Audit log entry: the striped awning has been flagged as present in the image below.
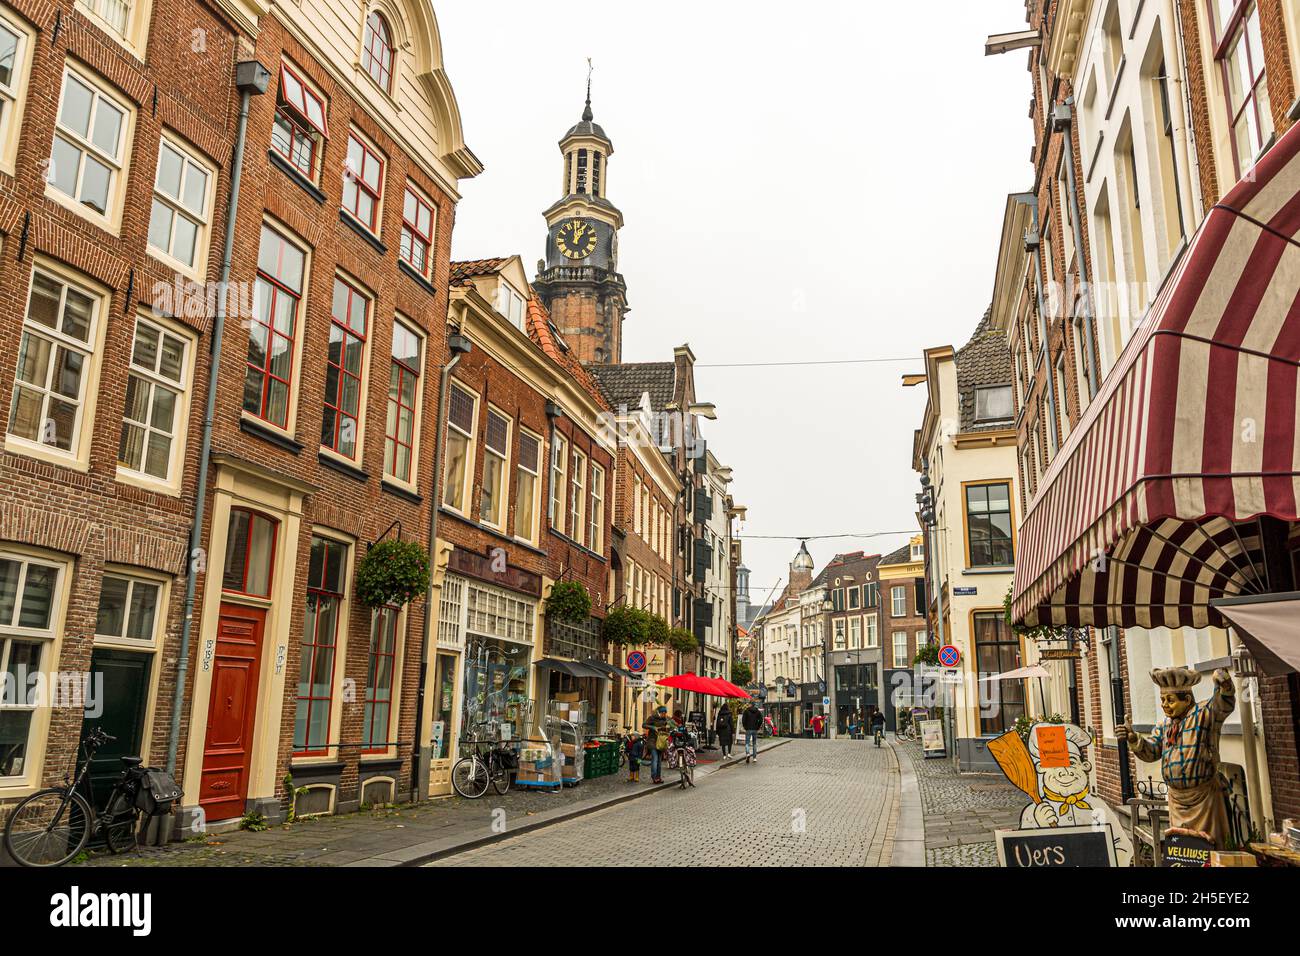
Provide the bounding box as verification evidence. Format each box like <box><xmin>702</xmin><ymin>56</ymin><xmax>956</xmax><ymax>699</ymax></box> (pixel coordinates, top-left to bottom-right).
<box><xmin>1012</xmin><ymin>119</ymin><xmax>1300</xmax><ymax>629</ymax></box>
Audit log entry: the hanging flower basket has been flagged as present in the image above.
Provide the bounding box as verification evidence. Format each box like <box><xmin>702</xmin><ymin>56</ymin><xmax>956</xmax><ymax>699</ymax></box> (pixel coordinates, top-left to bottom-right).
<box><xmin>666</xmin><ymin>628</ymin><xmax>699</xmax><ymax>655</ymax></box>
<box><xmin>545</xmin><ymin>580</ymin><xmax>592</xmax><ymax>624</ymax></box>
<box><xmin>355</xmin><ymin>539</ymin><xmax>430</xmax><ymax>609</ymax></box>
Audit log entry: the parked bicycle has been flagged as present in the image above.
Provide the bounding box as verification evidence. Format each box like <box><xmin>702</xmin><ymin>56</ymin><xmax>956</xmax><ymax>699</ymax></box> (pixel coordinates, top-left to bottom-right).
<box><xmin>3</xmin><ymin>728</ymin><xmax>146</xmax><ymax>867</ymax></box>
<box><xmin>451</xmin><ymin>724</ymin><xmax>517</xmax><ymax>799</ymax></box>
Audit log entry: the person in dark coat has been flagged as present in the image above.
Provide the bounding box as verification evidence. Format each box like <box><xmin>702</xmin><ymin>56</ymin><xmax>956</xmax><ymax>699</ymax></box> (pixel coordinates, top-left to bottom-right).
<box><xmin>715</xmin><ymin>706</ymin><xmax>735</xmax><ymax>757</ymax></box>
<box><xmin>741</xmin><ymin>703</ymin><xmax>764</xmax><ymax>760</ymax></box>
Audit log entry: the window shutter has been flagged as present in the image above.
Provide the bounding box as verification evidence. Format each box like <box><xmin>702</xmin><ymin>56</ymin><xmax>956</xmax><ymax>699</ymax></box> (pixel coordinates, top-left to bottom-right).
<box><xmin>693</xmin><ymin>442</ymin><xmax>707</xmax><ymax>474</ymax></box>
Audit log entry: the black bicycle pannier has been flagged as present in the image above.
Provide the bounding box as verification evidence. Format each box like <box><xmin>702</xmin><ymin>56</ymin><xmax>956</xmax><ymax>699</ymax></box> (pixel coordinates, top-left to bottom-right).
<box><xmin>133</xmin><ymin>769</ymin><xmax>184</xmax><ymax>816</ymax></box>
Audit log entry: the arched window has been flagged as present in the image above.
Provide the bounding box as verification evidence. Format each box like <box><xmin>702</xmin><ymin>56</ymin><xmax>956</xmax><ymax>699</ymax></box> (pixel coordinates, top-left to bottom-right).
<box><xmin>362</xmin><ymin>11</ymin><xmax>394</xmax><ymax>92</ymax></box>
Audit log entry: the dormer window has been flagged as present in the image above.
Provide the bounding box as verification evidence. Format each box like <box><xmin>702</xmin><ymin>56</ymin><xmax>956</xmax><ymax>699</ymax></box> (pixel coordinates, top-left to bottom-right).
<box><xmin>974</xmin><ymin>384</ymin><xmax>1014</xmax><ymax>423</ymax></box>
<box><xmin>497</xmin><ymin>283</ymin><xmax>525</xmax><ymax>330</ymax></box>
<box><xmin>272</xmin><ymin>63</ymin><xmax>328</xmax><ymax>181</ymax></box>
<box><xmin>362</xmin><ymin>11</ymin><xmax>394</xmax><ymax>93</ymax></box>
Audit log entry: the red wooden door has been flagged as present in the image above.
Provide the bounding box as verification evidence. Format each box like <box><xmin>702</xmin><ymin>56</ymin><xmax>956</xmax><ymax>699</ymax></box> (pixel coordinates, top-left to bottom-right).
<box><xmin>200</xmin><ymin>603</ymin><xmax>265</xmax><ymax>822</ymax></box>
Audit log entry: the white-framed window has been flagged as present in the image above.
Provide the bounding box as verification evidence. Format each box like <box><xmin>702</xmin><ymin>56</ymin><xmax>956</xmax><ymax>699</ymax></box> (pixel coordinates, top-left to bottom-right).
<box><xmin>0</xmin><ymin>8</ymin><xmax>34</xmax><ymax>176</ymax></box>
<box><xmin>76</xmin><ymin>0</ymin><xmax>151</xmax><ymax>53</ymax></box>
<box><xmin>147</xmin><ymin>132</ymin><xmax>213</xmax><ymax>274</ymax></box>
<box><xmin>480</xmin><ymin>407</ymin><xmax>511</xmax><ymax>529</ymax></box>
<box><xmin>8</xmin><ymin>264</ymin><xmax>104</xmax><ymax>465</ymax></box>
<box><xmin>361</xmin><ymin>9</ymin><xmax>395</xmax><ymax>93</ymax></box>
<box><xmin>848</xmin><ymin>616</ymin><xmax>861</xmax><ymax>649</ymax></box>
<box><xmin>0</xmin><ymin>551</ymin><xmax>65</xmax><ymax>782</ymax></box>
<box><xmin>866</xmin><ymin>613</ymin><xmax>878</xmax><ymax>648</ymax></box>
<box><xmin>891</xmin><ymin>585</ymin><xmax>906</xmax><ymax>617</ymax></box>
<box><xmin>384</xmin><ymin>317</ymin><xmax>423</xmax><ymax>485</ymax></box>
<box><xmin>569</xmin><ymin>448</ymin><xmax>587</xmax><ymax>544</ymax></box>
<box><xmin>974</xmin><ymin>384</ymin><xmax>1014</xmax><ymax>423</ymax></box>
<box><xmin>117</xmin><ymin>314</ymin><xmax>193</xmax><ymax>488</ymax></box>
<box><xmin>442</xmin><ymin>382</ymin><xmax>476</xmax><ymax>513</ymax></box>
<box><xmin>893</xmin><ymin>631</ymin><xmax>909</xmax><ymax>668</ymax></box>
<box><xmin>94</xmin><ymin>572</ymin><xmax>162</xmax><ymax>645</ymax></box>
<box><xmin>497</xmin><ymin>283</ymin><xmax>526</xmax><ymax>330</ymax></box>
<box><xmin>589</xmin><ymin>461</ymin><xmax>605</xmax><ymax>553</ymax></box>
<box><xmin>49</xmin><ymin>63</ymin><xmax>131</xmax><ymax>227</ymax></box>
<box><xmin>833</xmin><ymin>619</ymin><xmax>845</xmax><ymax>650</ymax></box>
<box><xmin>514</xmin><ymin>429</ymin><xmax>542</xmax><ymax>546</ymax></box>
<box><xmin>548</xmin><ymin>432</ymin><xmax>568</xmax><ymax>531</ymax></box>
<box><xmin>633</xmin><ymin>475</ymin><xmax>643</xmax><ymax>535</ymax></box>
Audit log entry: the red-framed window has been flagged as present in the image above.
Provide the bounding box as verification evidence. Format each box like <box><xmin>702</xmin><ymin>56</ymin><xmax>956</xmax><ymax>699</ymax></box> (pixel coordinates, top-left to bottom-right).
<box><xmin>342</xmin><ymin>131</ymin><xmax>384</xmax><ymax>232</ymax></box>
<box><xmin>221</xmin><ymin>508</ymin><xmax>278</xmax><ymax>597</ymax></box>
<box><xmin>399</xmin><ymin>184</ymin><xmax>435</xmax><ymax>278</ymax></box>
<box><xmin>295</xmin><ymin>535</ymin><xmax>347</xmax><ymax>756</ymax></box>
<box><xmin>271</xmin><ymin>63</ymin><xmax>328</xmax><ymax>180</ymax></box>
<box><xmin>1209</xmin><ymin>0</ymin><xmax>1274</xmax><ymax>176</ymax></box>
<box><xmin>362</xmin><ymin>604</ymin><xmax>398</xmax><ymax>753</ymax></box>
<box><xmin>385</xmin><ymin>319</ymin><xmax>422</xmax><ymax>482</ymax></box>
<box><xmin>362</xmin><ymin>11</ymin><xmax>394</xmax><ymax>93</ymax></box>
<box><xmin>244</xmin><ymin>224</ymin><xmax>305</xmax><ymax>429</ymax></box>
<box><xmin>322</xmin><ymin>277</ymin><xmax>368</xmax><ymax>459</ymax></box>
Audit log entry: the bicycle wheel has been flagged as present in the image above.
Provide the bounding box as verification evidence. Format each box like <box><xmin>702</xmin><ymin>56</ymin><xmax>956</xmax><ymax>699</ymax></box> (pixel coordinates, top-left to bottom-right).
<box><xmin>102</xmin><ymin>788</ymin><xmax>140</xmax><ymax>855</ymax></box>
<box><xmin>490</xmin><ymin>760</ymin><xmax>512</xmax><ymax>795</ymax></box>
<box><xmin>3</xmin><ymin>788</ymin><xmax>93</xmax><ymax>867</ymax></box>
<box><xmin>451</xmin><ymin>756</ymin><xmax>490</xmax><ymax>799</ymax></box>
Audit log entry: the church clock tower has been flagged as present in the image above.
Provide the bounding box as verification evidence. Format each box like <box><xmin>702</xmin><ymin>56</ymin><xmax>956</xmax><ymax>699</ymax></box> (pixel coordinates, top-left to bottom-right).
<box><xmin>533</xmin><ymin>85</ymin><xmax>628</xmax><ymax>365</ymax></box>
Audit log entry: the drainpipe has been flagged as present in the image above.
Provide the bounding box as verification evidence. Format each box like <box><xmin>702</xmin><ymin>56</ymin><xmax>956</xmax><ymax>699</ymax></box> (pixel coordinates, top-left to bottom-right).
<box><xmin>166</xmin><ymin>61</ymin><xmax>269</xmax><ymax>781</ymax></box>
<box><xmin>411</xmin><ymin>327</ymin><xmax>473</xmax><ymax>799</ymax></box>
<box><xmin>1051</xmin><ymin>102</ymin><xmax>1100</xmax><ymax>400</ymax></box>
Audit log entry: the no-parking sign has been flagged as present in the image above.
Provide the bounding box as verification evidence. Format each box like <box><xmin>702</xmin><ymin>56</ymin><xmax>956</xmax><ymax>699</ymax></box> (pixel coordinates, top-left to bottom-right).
<box><xmin>938</xmin><ymin>644</ymin><xmax>961</xmax><ymax>668</ymax></box>
<box><xmin>627</xmin><ymin>651</ymin><xmax>647</xmax><ymax>673</ymax></box>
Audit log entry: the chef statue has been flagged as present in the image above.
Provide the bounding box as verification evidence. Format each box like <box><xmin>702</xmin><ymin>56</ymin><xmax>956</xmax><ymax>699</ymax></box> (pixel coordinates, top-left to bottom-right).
<box><xmin>1117</xmin><ymin>667</ymin><xmax>1236</xmax><ymax>849</ymax></box>
<box><xmin>1019</xmin><ymin>722</ymin><xmax>1133</xmax><ymax>866</ymax></box>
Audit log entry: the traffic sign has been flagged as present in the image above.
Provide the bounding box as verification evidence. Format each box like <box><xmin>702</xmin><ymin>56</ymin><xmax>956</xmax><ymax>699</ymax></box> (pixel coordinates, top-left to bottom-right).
<box><xmin>626</xmin><ymin>651</ymin><xmax>646</xmax><ymax>673</ymax></box>
<box><xmin>938</xmin><ymin>644</ymin><xmax>961</xmax><ymax>668</ymax></box>
<box><xmin>822</xmin><ymin>696</ymin><xmax>831</xmax><ymax>707</ymax></box>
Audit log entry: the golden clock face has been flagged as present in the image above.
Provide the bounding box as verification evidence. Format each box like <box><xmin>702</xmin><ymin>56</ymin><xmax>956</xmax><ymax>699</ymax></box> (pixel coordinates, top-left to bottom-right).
<box><xmin>556</xmin><ymin>219</ymin><xmax>599</xmax><ymax>260</ymax></box>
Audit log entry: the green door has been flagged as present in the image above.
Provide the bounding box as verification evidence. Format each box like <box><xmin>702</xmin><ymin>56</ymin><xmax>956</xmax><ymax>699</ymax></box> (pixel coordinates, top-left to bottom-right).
<box><xmin>79</xmin><ymin>648</ymin><xmax>152</xmax><ymax>808</ymax></box>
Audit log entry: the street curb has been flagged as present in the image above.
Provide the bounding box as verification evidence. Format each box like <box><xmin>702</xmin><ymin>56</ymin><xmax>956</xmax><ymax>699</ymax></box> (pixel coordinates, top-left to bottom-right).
<box><xmin>375</xmin><ymin>737</ymin><xmax>792</xmax><ymax>867</ymax></box>
<box><xmin>888</xmin><ymin>738</ymin><xmax>926</xmax><ymax>867</ymax></box>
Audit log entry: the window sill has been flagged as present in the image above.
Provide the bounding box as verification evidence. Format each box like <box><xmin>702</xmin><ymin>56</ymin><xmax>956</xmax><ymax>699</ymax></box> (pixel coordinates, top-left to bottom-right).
<box><xmin>962</xmin><ymin>566</ymin><xmax>1014</xmax><ymax>576</ymax></box>
<box><xmin>44</xmin><ymin>181</ymin><xmax>122</xmax><ymax>238</ymax></box>
<box><xmin>318</xmin><ymin>450</ymin><xmax>369</xmax><ymax>483</ymax></box>
<box><xmin>546</xmin><ymin>528</ymin><xmax>606</xmax><ymax>563</ymax></box>
<box><xmin>2</xmin><ymin>435</ymin><xmax>90</xmax><ymax>473</ymax></box>
<box><xmin>398</xmin><ymin>259</ymin><xmax>437</xmax><ymax>296</ymax></box>
<box><xmin>239</xmin><ymin>415</ymin><xmax>304</xmax><ymax>454</ymax></box>
<box><xmin>339</xmin><ymin>209</ymin><xmax>387</xmax><ymax>254</ymax></box>
<box><xmin>268</xmin><ymin>150</ymin><xmax>326</xmax><ymax>204</ymax></box>
<box><xmin>115</xmin><ymin>467</ymin><xmax>182</xmax><ymax>498</ymax></box>
<box><xmin>380</xmin><ymin>478</ymin><xmax>422</xmax><ymax>505</ymax></box>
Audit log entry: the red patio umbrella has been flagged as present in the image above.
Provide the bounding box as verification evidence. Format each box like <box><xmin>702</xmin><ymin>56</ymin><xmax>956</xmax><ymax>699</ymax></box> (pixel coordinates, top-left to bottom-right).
<box><xmin>714</xmin><ymin>679</ymin><xmax>753</xmax><ymax>699</ymax></box>
<box><xmin>656</xmin><ymin>673</ymin><xmax>734</xmax><ymax>698</ymax></box>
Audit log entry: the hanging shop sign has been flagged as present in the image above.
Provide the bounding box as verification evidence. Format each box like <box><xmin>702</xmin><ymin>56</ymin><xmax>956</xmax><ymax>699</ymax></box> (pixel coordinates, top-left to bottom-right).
<box><xmin>1040</xmin><ymin>647</ymin><xmax>1081</xmax><ymax>661</ymax></box>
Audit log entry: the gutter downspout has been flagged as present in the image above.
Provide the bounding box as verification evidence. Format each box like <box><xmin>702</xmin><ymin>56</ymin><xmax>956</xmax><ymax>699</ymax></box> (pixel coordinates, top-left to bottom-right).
<box><xmin>1053</xmin><ymin>102</ymin><xmax>1101</xmax><ymax>399</ymax></box>
<box><xmin>167</xmin><ymin>61</ymin><xmax>269</xmax><ymax>782</ymax></box>
<box><xmin>412</xmin><ymin>321</ymin><xmax>472</xmax><ymax>799</ymax></box>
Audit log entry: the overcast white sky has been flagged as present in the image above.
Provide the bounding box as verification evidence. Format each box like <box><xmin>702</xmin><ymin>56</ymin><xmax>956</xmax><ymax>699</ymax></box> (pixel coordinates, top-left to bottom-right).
<box><xmin>440</xmin><ymin>0</ymin><xmax>1034</xmax><ymax>605</ymax></box>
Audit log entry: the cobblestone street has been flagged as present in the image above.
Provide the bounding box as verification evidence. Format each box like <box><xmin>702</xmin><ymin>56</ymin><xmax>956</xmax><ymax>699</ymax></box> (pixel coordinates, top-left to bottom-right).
<box><xmin>897</xmin><ymin>738</ymin><xmax>1023</xmax><ymax>866</ymax></box>
<box><xmin>432</xmin><ymin>737</ymin><xmax>899</xmax><ymax>867</ymax></box>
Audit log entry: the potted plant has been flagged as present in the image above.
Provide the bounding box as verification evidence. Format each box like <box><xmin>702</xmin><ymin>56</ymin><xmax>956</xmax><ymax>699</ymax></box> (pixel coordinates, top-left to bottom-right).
<box><xmin>354</xmin><ymin>539</ymin><xmax>430</xmax><ymax>609</ymax></box>
<box><xmin>545</xmin><ymin>579</ymin><xmax>592</xmax><ymax>624</ymax></box>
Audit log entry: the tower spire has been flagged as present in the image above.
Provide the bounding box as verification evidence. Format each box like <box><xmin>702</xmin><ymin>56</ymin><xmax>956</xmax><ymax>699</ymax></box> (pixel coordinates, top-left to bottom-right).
<box><xmin>583</xmin><ymin>57</ymin><xmax>593</xmax><ymax>121</ymax></box>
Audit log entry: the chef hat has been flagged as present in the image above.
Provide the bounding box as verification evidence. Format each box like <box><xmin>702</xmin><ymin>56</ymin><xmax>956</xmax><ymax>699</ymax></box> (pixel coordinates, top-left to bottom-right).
<box><xmin>1026</xmin><ymin>722</ymin><xmax>1092</xmax><ymax>763</ymax></box>
<box><xmin>1151</xmin><ymin>667</ymin><xmax>1201</xmax><ymax>691</ymax></box>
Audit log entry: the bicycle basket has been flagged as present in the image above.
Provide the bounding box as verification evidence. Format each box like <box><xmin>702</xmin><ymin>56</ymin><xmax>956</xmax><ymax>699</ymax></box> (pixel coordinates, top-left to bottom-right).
<box><xmin>133</xmin><ymin>769</ymin><xmax>184</xmax><ymax>816</ymax></box>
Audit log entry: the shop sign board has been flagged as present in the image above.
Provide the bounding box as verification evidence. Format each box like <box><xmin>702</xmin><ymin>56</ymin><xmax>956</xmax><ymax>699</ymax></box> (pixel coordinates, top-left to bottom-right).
<box><xmin>997</xmin><ymin>825</ymin><xmax>1118</xmax><ymax>867</ymax></box>
<box><xmin>1162</xmin><ymin>831</ymin><xmax>1213</xmax><ymax>867</ymax></box>
<box><xmin>940</xmin><ymin>670</ymin><xmax>961</xmax><ymax>685</ymax></box>
<box><xmin>919</xmin><ymin>719</ymin><xmax>946</xmax><ymax>755</ymax></box>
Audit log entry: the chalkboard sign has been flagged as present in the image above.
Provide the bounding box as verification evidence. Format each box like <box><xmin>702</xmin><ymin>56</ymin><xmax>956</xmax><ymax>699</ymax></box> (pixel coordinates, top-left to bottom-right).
<box><xmin>1162</xmin><ymin>831</ymin><xmax>1213</xmax><ymax>867</ymax></box>
<box><xmin>688</xmin><ymin>711</ymin><xmax>706</xmax><ymax>733</ymax></box>
<box><xmin>997</xmin><ymin>825</ymin><xmax>1118</xmax><ymax>868</ymax></box>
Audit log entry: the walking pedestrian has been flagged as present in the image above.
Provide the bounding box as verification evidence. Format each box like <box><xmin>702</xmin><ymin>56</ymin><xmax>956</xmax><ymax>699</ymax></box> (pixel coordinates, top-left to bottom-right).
<box><xmin>811</xmin><ymin>713</ymin><xmax>825</xmax><ymax>739</ymax></box>
<box><xmin>741</xmin><ymin>702</ymin><xmax>763</xmax><ymax>760</ymax></box>
<box><xmin>642</xmin><ymin>705</ymin><xmax>671</xmax><ymax>784</ymax></box>
<box><xmin>715</xmin><ymin>705</ymin><xmax>735</xmax><ymax>757</ymax></box>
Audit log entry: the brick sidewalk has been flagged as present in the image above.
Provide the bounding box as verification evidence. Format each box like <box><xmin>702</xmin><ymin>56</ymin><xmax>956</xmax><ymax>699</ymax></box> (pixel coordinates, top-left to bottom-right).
<box><xmin>76</xmin><ymin>739</ymin><xmax>788</xmax><ymax>867</ymax></box>
<box><xmin>896</xmin><ymin>738</ymin><xmax>1024</xmax><ymax>866</ymax></box>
